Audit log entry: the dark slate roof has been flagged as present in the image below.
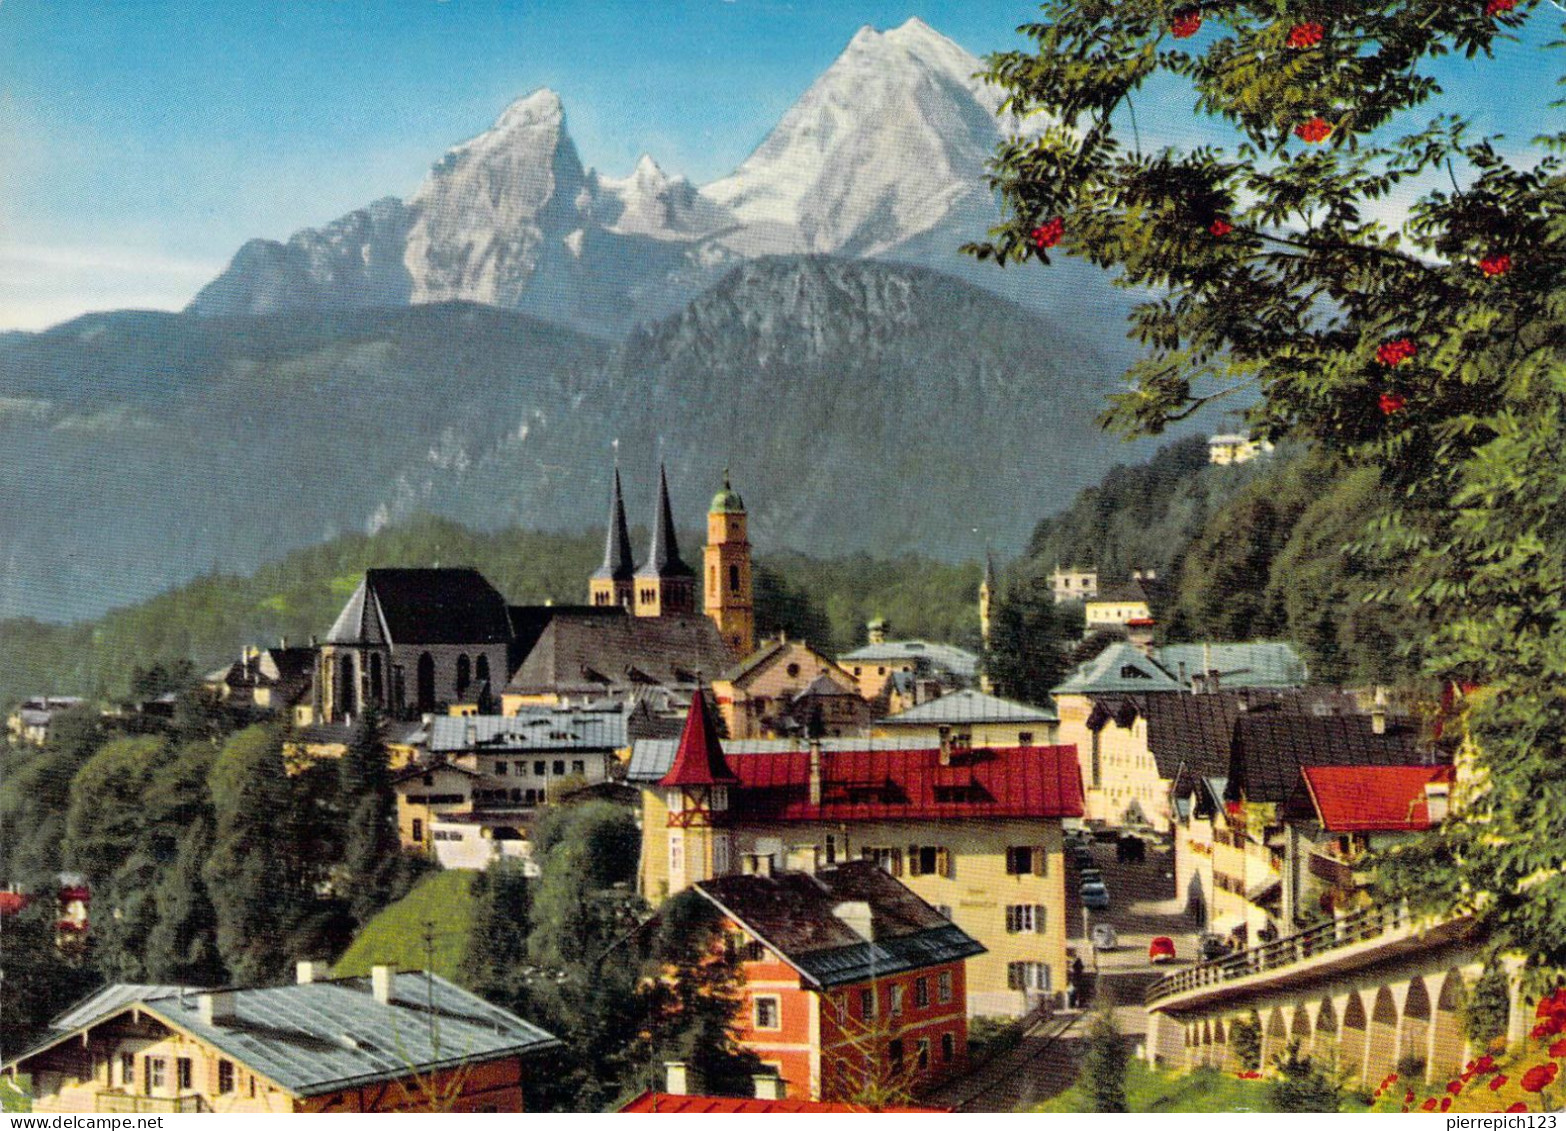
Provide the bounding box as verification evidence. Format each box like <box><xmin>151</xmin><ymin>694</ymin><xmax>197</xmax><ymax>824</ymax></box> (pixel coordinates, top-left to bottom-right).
<box><xmin>694</xmin><ymin>861</ymin><xmax>985</xmax><ymax>989</ymax></box>
<box><xmin>592</xmin><ymin>468</ymin><xmax>637</xmax><ymax>582</ymax></box>
<box><xmin>503</xmin><ymin>610</ymin><xmax>734</xmax><ymax>697</ymax></box>
<box><xmin>1228</xmin><ymin>714</ymin><xmax>1436</xmax><ymax>804</ymax></box>
<box><xmin>12</xmin><ymin>974</ymin><xmax>558</xmax><ymax>1097</ymax></box>
<box><xmin>327</xmin><ymin>568</ymin><xmax>512</xmax><ymax>646</ymax></box>
<box><xmin>635</xmin><ymin>464</ymin><xmax>693</xmax><ymax>580</ymax></box>
<box><xmin>1128</xmin><ymin>688</ymin><xmax>1362</xmax><ymax>781</ymax></box>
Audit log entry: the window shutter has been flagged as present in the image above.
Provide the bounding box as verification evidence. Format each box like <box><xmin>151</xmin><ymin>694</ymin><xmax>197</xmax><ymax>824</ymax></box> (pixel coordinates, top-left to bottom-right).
<box><xmin>1032</xmin><ymin>847</ymin><xmax>1046</xmax><ymax>876</ymax></box>
<box><xmin>937</xmin><ymin>847</ymin><xmax>951</xmax><ymax>878</ymax></box>
<box><xmin>907</xmin><ymin>845</ymin><xmax>921</xmax><ymax>876</ymax></box>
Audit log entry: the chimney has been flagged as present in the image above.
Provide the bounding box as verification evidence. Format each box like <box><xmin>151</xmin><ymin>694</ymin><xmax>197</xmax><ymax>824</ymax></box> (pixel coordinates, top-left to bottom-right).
<box><xmin>371</xmin><ymin>965</ymin><xmax>395</xmax><ymax>1005</ymax></box>
<box><xmin>279</xmin><ymin>636</ymin><xmax>288</xmax><ymax>650</ymax></box>
<box><xmin>808</xmin><ymin>739</ymin><xmax>823</xmax><ymax>807</ymax></box>
<box><xmin>198</xmin><ymin>991</ymin><xmax>237</xmax><ymax>1027</ymax></box>
<box><xmin>296</xmin><ymin>960</ymin><xmax>326</xmax><ymax>984</ymax></box>
<box><xmin>1424</xmin><ymin>781</ymin><xmax>1451</xmax><ymax>824</ymax></box>
<box><xmin>752</xmin><ymin>1072</ymin><xmax>786</xmax><ymax>1101</ymax></box>
<box><xmin>664</xmin><ymin>1062</ymin><xmax>702</xmax><ymax>1096</ymax></box>
<box><xmin>938</xmin><ymin>725</ymin><xmax>952</xmax><ymax>767</ymax></box>
<box><xmin>833</xmin><ymin>900</ymin><xmax>874</xmax><ymax>942</ymax></box>
<box><xmin>1371</xmin><ymin>686</ymin><xmax>1388</xmax><ymax>736</ymax></box>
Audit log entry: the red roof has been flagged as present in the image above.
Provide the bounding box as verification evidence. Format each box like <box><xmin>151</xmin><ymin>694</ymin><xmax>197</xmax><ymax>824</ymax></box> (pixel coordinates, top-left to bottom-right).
<box><xmin>620</xmin><ymin>1092</ymin><xmax>946</xmax><ymax>1113</ymax></box>
<box><xmin>1299</xmin><ymin>764</ymin><xmax>1454</xmax><ymax>831</ymax></box>
<box><xmin>726</xmin><ymin>744</ymin><xmax>1083</xmax><ymax>821</ymax></box>
<box><xmin>658</xmin><ymin>689</ymin><xmax>739</xmax><ymax>788</ymax></box>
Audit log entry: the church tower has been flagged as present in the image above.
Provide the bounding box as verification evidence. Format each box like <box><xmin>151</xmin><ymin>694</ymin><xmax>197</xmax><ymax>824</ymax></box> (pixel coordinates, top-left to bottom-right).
<box><xmin>633</xmin><ymin>464</ymin><xmax>696</xmax><ymax>617</ymax></box>
<box><xmin>589</xmin><ymin>468</ymin><xmax>636</xmax><ymax>609</ymax></box>
<box><xmin>704</xmin><ymin>470</ymin><xmax>754</xmax><ymax>656</ymax></box>
<box><xmin>979</xmin><ymin>551</ymin><xmax>996</xmax><ymax>693</ymax></box>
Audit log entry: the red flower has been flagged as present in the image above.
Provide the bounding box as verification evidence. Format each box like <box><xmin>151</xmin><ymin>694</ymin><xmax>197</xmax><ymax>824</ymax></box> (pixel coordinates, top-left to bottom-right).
<box><xmin>1448</xmin><ymin>1081</ymin><xmax>1464</xmax><ymax>1095</ymax></box>
<box><xmin>1442</xmin><ymin>1097</ymin><xmax>1453</xmax><ymax>1112</ymax></box>
<box><xmin>1491</xmin><ymin>1075</ymin><xmax>1509</xmax><ymax>1091</ymax></box>
<box><xmin>1535</xmin><ymin>989</ymin><xmax>1566</xmax><ymax>1017</ymax></box>
<box><xmin>1286</xmin><ymin>22</ymin><xmax>1325</xmax><ymax>49</ymax></box>
<box><xmin>1487</xmin><ymin>0</ymin><xmax>1517</xmax><ymax>14</ymax></box>
<box><xmin>1550</xmin><ymin>1038</ymin><xmax>1566</xmax><ymax>1058</ymax></box>
<box><xmin>1405</xmin><ymin>1091</ymin><xmax>1416</xmax><ymax>1104</ymax></box>
<box><xmin>1209</xmin><ymin>218</ymin><xmax>1233</xmax><ymax>237</ymax></box>
<box><xmin>1295</xmin><ymin>117</ymin><xmax>1332</xmax><ymax>143</ymax></box>
<box><xmin>1032</xmin><ymin>217</ymin><xmax>1064</xmax><ymax>249</ymax></box>
<box><xmin>1509</xmin><ymin>1103</ymin><xmax>1530</xmax><ymax>1113</ymax></box>
<box><xmin>1379</xmin><ymin>392</ymin><xmax>1406</xmax><ymax>415</ymax></box>
<box><xmin>1477</xmin><ymin>1056</ymin><xmax>1497</xmax><ymax>1074</ymax></box>
<box><xmin>1480</xmin><ymin>253</ymin><xmax>1512</xmax><ymax>277</ymax></box>
<box><xmin>1421</xmin><ymin>1098</ymin><xmax>1438</xmax><ymax>1111</ymax></box>
<box><xmin>1376</xmin><ymin>338</ymin><xmax>1417</xmax><ymax>367</ymax></box>
<box><xmin>1521</xmin><ymin>1063</ymin><xmax>1558</xmax><ymax>1093</ymax></box>
<box><xmin>1386</xmin><ymin>1074</ymin><xmax>1399</xmax><ymax>1084</ymax></box>
<box><xmin>1173</xmin><ymin>9</ymin><xmax>1203</xmax><ymax>38</ymax></box>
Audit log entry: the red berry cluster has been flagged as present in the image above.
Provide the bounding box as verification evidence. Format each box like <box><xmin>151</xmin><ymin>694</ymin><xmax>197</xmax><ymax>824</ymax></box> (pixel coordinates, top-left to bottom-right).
<box><xmin>1172</xmin><ymin>8</ymin><xmax>1203</xmax><ymax>38</ymax></box>
<box><xmin>1379</xmin><ymin>392</ymin><xmax>1406</xmax><ymax>416</ymax></box>
<box><xmin>1209</xmin><ymin>218</ymin><xmax>1233</xmax><ymax>237</ymax></box>
<box><xmin>1376</xmin><ymin>338</ymin><xmax>1417</xmax><ymax>368</ymax></box>
<box><xmin>1286</xmin><ymin>22</ymin><xmax>1325</xmax><ymax>49</ymax></box>
<box><xmin>1031</xmin><ymin>217</ymin><xmax>1065</xmax><ymax>249</ymax></box>
<box><xmin>1295</xmin><ymin>117</ymin><xmax>1332</xmax><ymax>143</ymax></box>
<box><xmin>1486</xmin><ymin>0</ymin><xmax>1517</xmax><ymax>15</ymax></box>
<box><xmin>1479</xmin><ymin>253</ymin><xmax>1512</xmax><ymax>277</ymax></box>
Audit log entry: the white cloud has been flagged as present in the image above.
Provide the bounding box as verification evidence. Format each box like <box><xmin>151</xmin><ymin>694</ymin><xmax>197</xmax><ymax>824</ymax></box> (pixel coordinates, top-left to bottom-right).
<box><xmin>0</xmin><ymin>243</ymin><xmax>220</xmax><ymax>331</ymax></box>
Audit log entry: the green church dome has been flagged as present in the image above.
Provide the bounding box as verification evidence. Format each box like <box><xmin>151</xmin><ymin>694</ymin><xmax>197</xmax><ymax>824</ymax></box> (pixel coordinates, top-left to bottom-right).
<box><xmin>710</xmin><ymin>470</ymin><xmax>745</xmax><ymax>514</ymax></box>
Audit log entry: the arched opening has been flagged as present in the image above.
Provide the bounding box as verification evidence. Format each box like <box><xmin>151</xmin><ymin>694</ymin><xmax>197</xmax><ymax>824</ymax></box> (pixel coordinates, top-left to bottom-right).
<box><xmin>456</xmin><ymin>654</ymin><xmax>472</xmax><ymax>701</ymax></box>
<box><xmin>1340</xmin><ymin>994</ymin><xmax>1368</xmax><ymax>1082</ymax></box>
<box><xmin>369</xmin><ymin>652</ymin><xmax>383</xmax><ymax>705</ymax></box>
<box><xmin>1367</xmin><ymin>986</ymin><xmax>1400</xmax><ymax>1082</ymax></box>
<box><xmin>339</xmin><ymin>654</ymin><xmax>357</xmax><ymax>719</ymax></box>
<box><xmin>1291</xmin><ymin>1004</ymin><xmax>1312</xmax><ymax>1056</ymax></box>
<box><xmin>1399</xmin><ymin>978</ymin><xmax>1433</xmax><ymax>1083</ymax></box>
<box><xmin>417</xmin><ymin>652</ymin><xmax>436</xmax><ymax>713</ymax></box>
<box><xmin>1264</xmin><ymin>1007</ymin><xmax>1288</xmax><ymax>1069</ymax></box>
<box><xmin>1201</xmin><ymin>1020</ymin><xmax>1213</xmax><ymax>1067</ymax></box>
<box><xmin>1431</xmin><ymin>972</ymin><xmax>1467</xmax><ymax>1082</ymax></box>
<box><xmin>1314</xmin><ymin>999</ymin><xmax>1339</xmax><ymax>1069</ymax></box>
<box><xmin>476</xmin><ymin>653</ymin><xmax>491</xmax><ymax>690</ymax></box>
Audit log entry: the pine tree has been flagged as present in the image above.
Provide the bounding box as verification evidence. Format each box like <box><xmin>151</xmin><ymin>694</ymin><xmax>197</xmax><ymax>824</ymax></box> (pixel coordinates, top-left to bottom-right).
<box><xmin>336</xmin><ymin>704</ymin><xmax>404</xmax><ymax>926</ymax></box>
<box><xmin>0</xmin><ymin>899</ymin><xmax>101</xmax><ymax>1062</ymax></box>
<box><xmin>973</xmin><ymin>0</ymin><xmax>1566</xmax><ymax>960</ymax></box>
<box><xmin>203</xmin><ymin>724</ymin><xmax>310</xmax><ymax>985</ymax></box>
<box><xmin>1082</xmin><ymin>998</ymin><xmax>1130</xmax><ymax>1113</ymax></box>
<box><xmin>145</xmin><ymin>818</ymin><xmax>228</xmax><ymax>986</ymax></box>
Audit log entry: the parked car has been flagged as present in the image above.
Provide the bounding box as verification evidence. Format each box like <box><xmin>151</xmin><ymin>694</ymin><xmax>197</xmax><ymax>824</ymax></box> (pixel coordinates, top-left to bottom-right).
<box><xmin>1148</xmin><ymin>936</ymin><xmax>1177</xmax><ymax>964</ymax></box>
<box><xmin>1080</xmin><ymin>881</ymin><xmax>1111</xmax><ymax>910</ymax></box>
<box><xmin>1091</xmin><ymin>923</ymin><xmax>1120</xmax><ymax>951</ymax></box>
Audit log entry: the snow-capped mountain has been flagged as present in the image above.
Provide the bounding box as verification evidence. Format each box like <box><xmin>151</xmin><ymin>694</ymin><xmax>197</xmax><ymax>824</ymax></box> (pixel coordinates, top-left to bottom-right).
<box><xmin>187</xmin><ymin>19</ymin><xmax>1063</xmax><ymax>333</ymax></box>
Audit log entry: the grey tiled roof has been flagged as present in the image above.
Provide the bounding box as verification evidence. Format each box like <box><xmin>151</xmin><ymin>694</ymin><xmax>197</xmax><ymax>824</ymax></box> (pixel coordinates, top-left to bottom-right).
<box><xmin>504</xmin><ymin>611</ymin><xmax>733</xmax><ymax>697</ymax></box>
<box><xmin>19</xmin><ymin>974</ymin><xmax>558</xmax><ymax>1097</ymax></box>
<box><xmin>427</xmin><ymin>709</ymin><xmax>628</xmax><ymax>753</ymax></box>
<box><xmin>838</xmin><ymin>639</ymin><xmax>980</xmax><ymax>681</ymax></box>
<box><xmin>1156</xmin><ymin>643</ymin><xmax>1308</xmax><ymax>689</ymax></box>
<box><xmin>879</xmin><ymin>688</ymin><xmax>1056</xmax><ymax>726</ymax></box>
<box><xmin>1053</xmin><ymin>643</ymin><xmax>1181</xmax><ymax>695</ymax></box>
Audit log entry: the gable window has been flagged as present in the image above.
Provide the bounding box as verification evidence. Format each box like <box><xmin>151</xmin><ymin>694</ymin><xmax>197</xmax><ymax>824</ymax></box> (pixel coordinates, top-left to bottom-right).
<box><xmin>1006</xmin><ymin>904</ymin><xmax>1046</xmax><ymax>933</ymax></box>
<box><xmin>218</xmin><ymin>1060</ymin><xmax>234</xmax><ymax>1094</ymax></box>
<box><xmin>1018</xmin><ymin>731</ymin><xmax>1034</xmax><ymax>747</ymax></box>
<box><xmin>754</xmin><ymin>996</ymin><xmax>781</xmax><ymax>1030</ymax></box>
<box><xmin>1005</xmin><ymin>846</ymin><xmax>1046</xmax><ymax>876</ymax></box>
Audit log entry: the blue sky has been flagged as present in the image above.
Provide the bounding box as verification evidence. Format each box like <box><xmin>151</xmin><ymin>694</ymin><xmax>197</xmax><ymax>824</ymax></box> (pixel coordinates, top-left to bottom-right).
<box><xmin>1</xmin><ymin>1</ymin><xmax>1560</xmax><ymax>330</ymax></box>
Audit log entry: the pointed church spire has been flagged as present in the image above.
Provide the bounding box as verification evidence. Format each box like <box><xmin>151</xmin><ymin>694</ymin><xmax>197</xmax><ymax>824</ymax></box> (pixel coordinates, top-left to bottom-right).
<box><xmin>592</xmin><ymin>468</ymin><xmax>636</xmax><ymax>581</ymax></box>
<box><xmin>637</xmin><ymin>463</ymin><xmax>693</xmax><ymax>579</ymax></box>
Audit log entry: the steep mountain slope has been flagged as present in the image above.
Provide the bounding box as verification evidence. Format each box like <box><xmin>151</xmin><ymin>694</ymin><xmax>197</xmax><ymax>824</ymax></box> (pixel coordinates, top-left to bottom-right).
<box><xmin>185</xmin><ymin>20</ymin><xmax>1123</xmax><ymax>339</ymax></box>
<box><xmin>0</xmin><ymin>258</ymin><xmax>1160</xmax><ymax>623</ymax></box>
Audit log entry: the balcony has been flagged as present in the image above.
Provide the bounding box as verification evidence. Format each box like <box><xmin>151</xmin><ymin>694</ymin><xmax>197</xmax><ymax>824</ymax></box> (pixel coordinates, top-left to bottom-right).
<box><xmin>96</xmin><ymin>1092</ymin><xmax>206</xmax><ymax>1113</ymax></box>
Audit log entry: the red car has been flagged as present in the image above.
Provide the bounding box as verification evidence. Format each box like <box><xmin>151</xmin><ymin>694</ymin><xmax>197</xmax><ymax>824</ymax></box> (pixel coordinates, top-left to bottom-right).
<box><xmin>1148</xmin><ymin>936</ymin><xmax>1177</xmax><ymax>964</ymax></box>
